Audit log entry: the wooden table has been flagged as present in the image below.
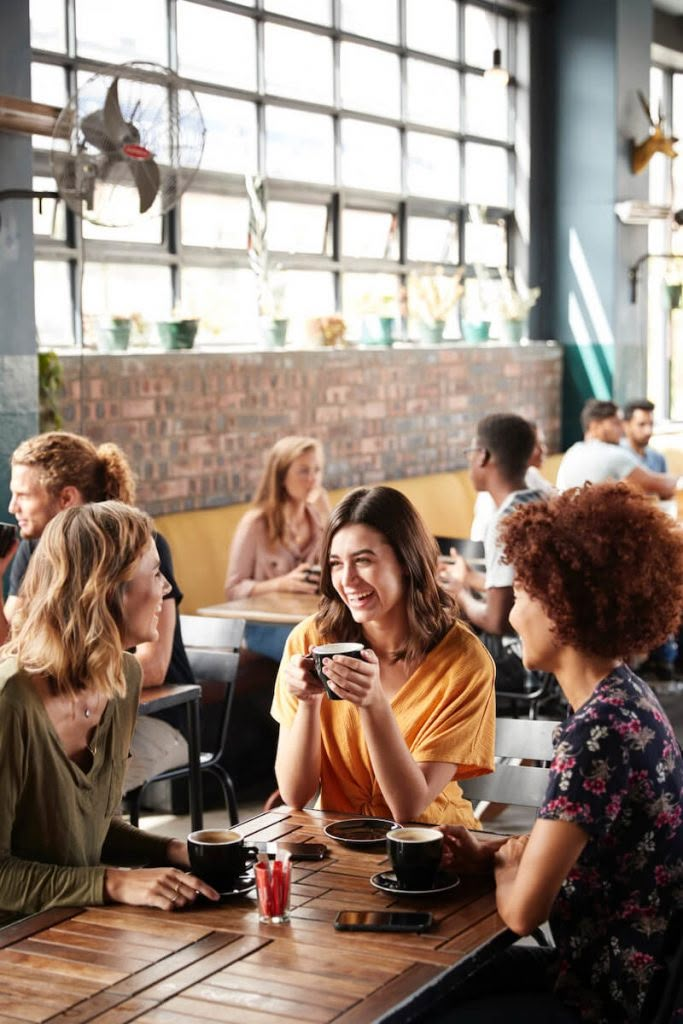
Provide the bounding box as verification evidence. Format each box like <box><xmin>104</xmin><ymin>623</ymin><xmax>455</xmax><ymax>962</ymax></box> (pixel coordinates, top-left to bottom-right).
<box><xmin>138</xmin><ymin>683</ymin><xmax>203</xmax><ymax>832</ymax></box>
<box><xmin>0</xmin><ymin>808</ymin><xmax>511</xmax><ymax>1023</ymax></box>
<box><xmin>198</xmin><ymin>592</ymin><xmax>319</xmax><ymax>625</ymax></box>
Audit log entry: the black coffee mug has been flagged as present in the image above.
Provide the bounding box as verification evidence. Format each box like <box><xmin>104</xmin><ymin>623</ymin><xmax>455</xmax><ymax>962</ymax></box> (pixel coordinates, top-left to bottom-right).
<box><xmin>386</xmin><ymin>827</ymin><xmax>443</xmax><ymax>890</ymax></box>
<box><xmin>311</xmin><ymin>643</ymin><xmax>364</xmax><ymax>700</ymax></box>
<box><xmin>187</xmin><ymin>829</ymin><xmax>258</xmax><ymax>889</ymax></box>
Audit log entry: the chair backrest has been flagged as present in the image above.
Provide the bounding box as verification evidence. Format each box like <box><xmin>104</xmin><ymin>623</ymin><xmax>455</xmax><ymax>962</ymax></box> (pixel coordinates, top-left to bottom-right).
<box><xmin>179</xmin><ymin>615</ymin><xmax>245</xmax><ymax>759</ymax></box>
<box><xmin>460</xmin><ymin>717</ymin><xmax>560</xmax><ymax>809</ymax></box>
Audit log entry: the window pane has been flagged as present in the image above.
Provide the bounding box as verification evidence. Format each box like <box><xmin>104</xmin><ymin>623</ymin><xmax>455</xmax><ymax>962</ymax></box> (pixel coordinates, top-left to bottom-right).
<box><xmin>31</xmin><ymin>63</ymin><xmax>68</xmax><ymax>150</ymax></box>
<box><xmin>342</xmin><ymin>272</ymin><xmax>401</xmax><ymax>341</ymax></box>
<box><xmin>465</xmin><ymin>220</ymin><xmax>507</xmax><ymax>266</ymax></box>
<box><xmin>342</xmin><ymin>120</ymin><xmax>401</xmax><ymax>192</ymax></box>
<box><xmin>341</xmin><ymin>0</ymin><xmax>398</xmax><ymax>44</ymax></box>
<box><xmin>265</xmin><ymin>0</ymin><xmax>331</xmax><ymax>24</ymax></box>
<box><xmin>407</xmin><ymin>132</ymin><xmax>459</xmax><ymax>200</ymax></box>
<box><xmin>30</xmin><ymin>0</ymin><xmax>66</xmax><ymax>52</ymax></box>
<box><xmin>465</xmin><ymin>74</ymin><xmax>509</xmax><ymax>141</ymax></box>
<box><xmin>464</xmin><ymin>4</ymin><xmax>497</xmax><ymax>70</ymax></box>
<box><xmin>464</xmin><ymin>143</ymin><xmax>508</xmax><ymax>206</ymax></box>
<box><xmin>178</xmin><ymin>4</ymin><xmax>256</xmax><ymax>90</ymax></box>
<box><xmin>82</xmin><ymin>264</ymin><xmax>172</xmax><ymax>323</ymax></box>
<box><xmin>34</xmin><ymin>261</ymin><xmax>74</xmax><ymax>348</ymax></box>
<box><xmin>407</xmin><ymin>59</ymin><xmax>459</xmax><ymax>130</ymax></box>
<box><xmin>406</xmin><ymin>0</ymin><xmax>458</xmax><ymax>60</ymax></box>
<box><xmin>268</xmin><ymin>202</ymin><xmax>330</xmax><ymax>254</ymax></box>
<box><xmin>33</xmin><ymin>176</ymin><xmax>66</xmax><ymax>239</ymax></box>
<box><xmin>82</xmin><ymin>187</ymin><xmax>164</xmax><ymax>242</ymax></box>
<box><xmin>266</xmin><ymin>107</ymin><xmax>334</xmax><ymax>184</ymax></box>
<box><xmin>340</xmin><ymin>43</ymin><xmax>400</xmax><ymax>118</ymax></box>
<box><xmin>342</xmin><ymin>209</ymin><xmax>398</xmax><ymax>259</ymax></box>
<box><xmin>197</xmin><ymin>94</ymin><xmax>257</xmax><ymax>175</ymax></box>
<box><xmin>181</xmin><ymin>194</ymin><xmax>249</xmax><ymax>249</ymax></box>
<box><xmin>407</xmin><ymin>216</ymin><xmax>458</xmax><ymax>263</ymax></box>
<box><xmin>182</xmin><ymin>267</ymin><xmax>259</xmax><ymax>345</ymax></box>
<box><xmin>265</xmin><ymin>25</ymin><xmax>333</xmax><ymax>104</ymax></box>
<box><xmin>280</xmin><ymin>270</ymin><xmax>335</xmax><ymax>340</ymax></box>
<box><xmin>75</xmin><ymin>0</ymin><xmax>167</xmax><ymax>63</ymax></box>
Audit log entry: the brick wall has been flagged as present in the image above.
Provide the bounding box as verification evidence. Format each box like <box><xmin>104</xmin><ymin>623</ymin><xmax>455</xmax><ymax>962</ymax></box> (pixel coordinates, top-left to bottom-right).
<box><xmin>57</xmin><ymin>343</ymin><xmax>563</xmax><ymax>516</ymax></box>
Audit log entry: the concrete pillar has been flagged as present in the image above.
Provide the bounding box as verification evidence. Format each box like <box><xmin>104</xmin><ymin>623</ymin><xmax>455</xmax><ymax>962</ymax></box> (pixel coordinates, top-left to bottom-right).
<box><xmin>532</xmin><ymin>0</ymin><xmax>652</xmax><ymax>445</ymax></box>
<box><xmin>0</xmin><ymin>0</ymin><xmax>38</xmax><ymax>530</ymax></box>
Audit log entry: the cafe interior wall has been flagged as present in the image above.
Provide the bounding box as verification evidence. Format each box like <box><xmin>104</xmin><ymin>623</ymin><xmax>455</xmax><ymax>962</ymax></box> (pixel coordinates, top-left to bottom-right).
<box><xmin>0</xmin><ymin>0</ymin><xmax>39</xmax><ymax>586</ymax></box>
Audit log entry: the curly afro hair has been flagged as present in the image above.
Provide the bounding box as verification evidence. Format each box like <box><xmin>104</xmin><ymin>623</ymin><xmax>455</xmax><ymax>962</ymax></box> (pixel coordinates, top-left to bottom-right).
<box><xmin>499</xmin><ymin>482</ymin><xmax>683</xmax><ymax>660</ymax></box>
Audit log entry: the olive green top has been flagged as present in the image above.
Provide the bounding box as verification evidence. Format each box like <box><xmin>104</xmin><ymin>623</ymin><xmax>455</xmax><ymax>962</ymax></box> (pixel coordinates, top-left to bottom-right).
<box><xmin>0</xmin><ymin>652</ymin><xmax>171</xmax><ymax>921</ymax></box>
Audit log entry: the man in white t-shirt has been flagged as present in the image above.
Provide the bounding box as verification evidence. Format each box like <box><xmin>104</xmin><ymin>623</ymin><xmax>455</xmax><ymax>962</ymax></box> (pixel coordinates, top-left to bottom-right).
<box><xmin>557</xmin><ymin>399</ymin><xmax>676</xmax><ymax>497</ymax></box>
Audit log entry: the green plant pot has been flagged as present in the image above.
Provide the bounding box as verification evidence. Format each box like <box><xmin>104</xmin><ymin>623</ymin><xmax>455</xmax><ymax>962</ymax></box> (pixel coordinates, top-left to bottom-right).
<box><xmin>500</xmin><ymin>318</ymin><xmax>525</xmax><ymax>344</ymax></box>
<box><xmin>262</xmin><ymin>318</ymin><xmax>289</xmax><ymax>348</ymax></box>
<box><xmin>663</xmin><ymin>283</ymin><xmax>682</xmax><ymax>310</ymax></box>
<box><xmin>99</xmin><ymin>322</ymin><xmax>131</xmax><ymax>352</ymax></box>
<box><xmin>361</xmin><ymin>317</ymin><xmax>394</xmax><ymax>346</ymax></box>
<box><xmin>419</xmin><ymin>321</ymin><xmax>446</xmax><ymax>345</ymax></box>
<box><xmin>461</xmin><ymin>320</ymin><xmax>491</xmax><ymax>344</ymax></box>
<box><xmin>157</xmin><ymin>319</ymin><xmax>199</xmax><ymax>350</ymax></box>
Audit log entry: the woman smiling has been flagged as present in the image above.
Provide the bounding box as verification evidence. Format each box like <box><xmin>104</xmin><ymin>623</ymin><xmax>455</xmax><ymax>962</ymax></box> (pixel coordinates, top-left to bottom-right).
<box><xmin>271</xmin><ymin>486</ymin><xmax>495</xmax><ymax>826</ymax></box>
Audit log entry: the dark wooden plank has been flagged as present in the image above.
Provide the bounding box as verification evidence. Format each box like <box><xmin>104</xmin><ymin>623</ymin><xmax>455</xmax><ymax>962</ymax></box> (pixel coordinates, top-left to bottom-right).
<box><xmin>332</xmin><ymin>963</ymin><xmax>444</xmax><ymax>1023</ymax></box>
<box><xmin>0</xmin><ymin>907</ymin><xmax>80</xmax><ymax>949</ymax></box>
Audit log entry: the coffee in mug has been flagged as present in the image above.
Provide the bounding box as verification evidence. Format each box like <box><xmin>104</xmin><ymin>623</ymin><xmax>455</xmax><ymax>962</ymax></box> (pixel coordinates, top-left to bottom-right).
<box><xmin>187</xmin><ymin>829</ymin><xmax>259</xmax><ymax>889</ymax></box>
<box><xmin>311</xmin><ymin>643</ymin><xmax>364</xmax><ymax>700</ymax></box>
<box><xmin>386</xmin><ymin>827</ymin><xmax>443</xmax><ymax>890</ymax></box>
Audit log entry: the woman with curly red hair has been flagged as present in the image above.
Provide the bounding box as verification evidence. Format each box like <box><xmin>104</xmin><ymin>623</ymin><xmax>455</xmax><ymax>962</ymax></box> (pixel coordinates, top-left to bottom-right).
<box><xmin>435</xmin><ymin>482</ymin><xmax>683</xmax><ymax>1024</ymax></box>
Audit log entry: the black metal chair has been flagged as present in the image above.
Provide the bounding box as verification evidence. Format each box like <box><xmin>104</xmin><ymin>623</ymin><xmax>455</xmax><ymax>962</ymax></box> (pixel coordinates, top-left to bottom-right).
<box><xmin>128</xmin><ymin>615</ymin><xmax>245</xmax><ymax>827</ymax></box>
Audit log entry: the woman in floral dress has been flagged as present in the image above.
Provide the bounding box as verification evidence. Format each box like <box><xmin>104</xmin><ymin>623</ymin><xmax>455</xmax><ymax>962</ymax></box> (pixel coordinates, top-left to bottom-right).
<box><xmin>435</xmin><ymin>482</ymin><xmax>683</xmax><ymax>1024</ymax></box>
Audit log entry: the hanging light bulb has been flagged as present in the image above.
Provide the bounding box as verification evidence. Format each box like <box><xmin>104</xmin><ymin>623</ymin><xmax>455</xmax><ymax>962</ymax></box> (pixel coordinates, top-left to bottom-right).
<box><xmin>484</xmin><ymin>47</ymin><xmax>509</xmax><ymax>86</ymax></box>
<box><xmin>484</xmin><ymin>2</ymin><xmax>509</xmax><ymax>87</ymax></box>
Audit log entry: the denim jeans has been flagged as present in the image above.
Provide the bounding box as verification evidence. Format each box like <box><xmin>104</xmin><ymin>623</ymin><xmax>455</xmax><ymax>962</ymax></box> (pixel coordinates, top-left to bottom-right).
<box><xmin>244</xmin><ymin>622</ymin><xmax>292</xmax><ymax>664</ymax></box>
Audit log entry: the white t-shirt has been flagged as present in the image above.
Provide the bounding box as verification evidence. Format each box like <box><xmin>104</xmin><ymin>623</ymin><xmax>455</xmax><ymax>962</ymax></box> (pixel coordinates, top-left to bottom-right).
<box><xmin>556</xmin><ymin>440</ymin><xmax>639</xmax><ymax>491</ymax></box>
<box><xmin>484</xmin><ymin>489</ymin><xmax>546</xmax><ymax>589</ymax></box>
<box><xmin>471</xmin><ymin>467</ymin><xmax>555</xmax><ymax>542</ymax></box>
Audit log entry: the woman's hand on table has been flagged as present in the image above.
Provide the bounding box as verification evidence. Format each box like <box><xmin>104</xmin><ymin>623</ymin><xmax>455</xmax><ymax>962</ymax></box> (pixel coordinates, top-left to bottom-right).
<box><xmin>323</xmin><ymin>648</ymin><xmax>386</xmax><ymax>709</ymax></box>
<box><xmin>277</xmin><ymin>564</ymin><xmax>319</xmax><ymax>594</ymax></box>
<box><xmin>104</xmin><ymin>865</ymin><xmax>219</xmax><ymax>910</ymax></box>
<box><xmin>439</xmin><ymin>825</ymin><xmax>509</xmax><ymax>875</ymax></box>
<box><xmin>285</xmin><ymin>652</ymin><xmax>325</xmax><ymax>704</ymax></box>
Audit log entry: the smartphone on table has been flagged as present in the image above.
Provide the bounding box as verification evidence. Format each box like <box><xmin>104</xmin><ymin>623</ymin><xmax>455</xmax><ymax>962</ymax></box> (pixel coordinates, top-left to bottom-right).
<box><xmin>257</xmin><ymin>841</ymin><xmax>328</xmax><ymax>861</ymax></box>
<box><xmin>334</xmin><ymin>910</ymin><xmax>433</xmax><ymax>933</ymax></box>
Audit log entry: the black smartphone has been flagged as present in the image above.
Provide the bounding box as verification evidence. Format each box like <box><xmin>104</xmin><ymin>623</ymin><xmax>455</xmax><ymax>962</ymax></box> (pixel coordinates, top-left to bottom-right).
<box><xmin>334</xmin><ymin>910</ymin><xmax>433</xmax><ymax>933</ymax></box>
<box><xmin>0</xmin><ymin>522</ymin><xmax>18</xmax><ymax>558</ymax></box>
<box><xmin>277</xmin><ymin>841</ymin><xmax>328</xmax><ymax>861</ymax></box>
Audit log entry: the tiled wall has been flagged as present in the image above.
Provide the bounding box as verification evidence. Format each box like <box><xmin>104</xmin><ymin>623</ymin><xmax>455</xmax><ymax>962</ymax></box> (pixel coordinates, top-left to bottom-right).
<box><xmin>57</xmin><ymin>343</ymin><xmax>563</xmax><ymax>516</ymax></box>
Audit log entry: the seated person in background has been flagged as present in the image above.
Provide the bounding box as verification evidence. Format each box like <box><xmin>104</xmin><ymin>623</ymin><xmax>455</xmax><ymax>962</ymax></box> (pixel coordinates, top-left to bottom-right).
<box><xmin>0</xmin><ymin>432</ymin><xmax>192</xmax><ymax>795</ymax></box>
<box><xmin>225</xmin><ymin>435</ymin><xmax>331</xmax><ymax>662</ymax></box>
<box><xmin>556</xmin><ymin>398</ymin><xmax>676</xmax><ymax>497</ymax></box>
<box><xmin>440</xmin><ymin>413</ymin><xmax>546</xmax><ymax>691</ymax></box>
<box><xmin>470</xmin><ymin>421</ymin><xmax>554</xmax><ymax>541</ymax></box>
<box><xmin>0</xmin><ymin>502</ymin><xmax>218</xmax><ymax>921</ymax></box>
<box><xmin>272</xmin><ymin>485</ymin><xmax>495</xmax><ymax>828</ymax></box>
<box><xmin>621</xmin><ymin>397</ymin><xmax>668</xmax><ymax>472</ymax></box>
<box><xmin>434</xmin><ymin>483</ymin><xmax>683</xmax><ymax>1024</ymax></box>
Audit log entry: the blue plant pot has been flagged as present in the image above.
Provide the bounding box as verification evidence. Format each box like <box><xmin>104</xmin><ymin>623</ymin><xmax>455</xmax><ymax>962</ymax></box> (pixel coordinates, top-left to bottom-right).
<box><xmin>262</xmin><ymin>319</ymin><xmax>289</xmax><ymax>348</ymax></box>
<box><xmin>500</xmin><ymin>319</ymin><xmax>525</xmax><ymax>344</ymax></box>
<box><xmin>419</xmin><ymin>321</ymin><xmax>446</xmax><ymax>345</ymax></box>
<box><xmin>461</xmin><ymin>320</ymin><xmax>490</xmax><ymax>344</ymax></box>
<box><xmin>99</xmin><ymin>322</ymin><xmax>131</xmax><ymax>352</ymax></box>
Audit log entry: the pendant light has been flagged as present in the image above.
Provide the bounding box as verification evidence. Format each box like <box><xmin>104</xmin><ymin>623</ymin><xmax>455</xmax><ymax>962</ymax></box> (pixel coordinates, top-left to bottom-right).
<box><xmin>484</xmin><ymin>2</ymin><xmax>509</xmax><ymax>87</ymax></box>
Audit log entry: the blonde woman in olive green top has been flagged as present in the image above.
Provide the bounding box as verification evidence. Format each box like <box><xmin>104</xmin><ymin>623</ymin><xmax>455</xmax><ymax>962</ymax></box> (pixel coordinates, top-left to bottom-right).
<box><xmin>0</xmin><ymin>501</ymin><xmax>219</xmax><ymax>919</ymax></box>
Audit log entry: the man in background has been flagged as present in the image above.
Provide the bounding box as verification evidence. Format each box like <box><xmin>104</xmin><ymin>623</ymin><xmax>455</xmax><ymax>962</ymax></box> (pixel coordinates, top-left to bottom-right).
<box><xmin>621</xmin><ymin>398</ymin><xmax>668</xmax><ymax>473</ymax></box>
<box><xmin>556</xmin><ymin>398</ymin><xmax>676</xmax><ymax>497</ymax></box>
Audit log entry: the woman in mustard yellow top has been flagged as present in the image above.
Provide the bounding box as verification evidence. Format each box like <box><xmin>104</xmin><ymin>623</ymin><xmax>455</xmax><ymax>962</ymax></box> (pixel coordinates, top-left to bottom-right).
<box><xmin>272</xmin><ymin>486</ymin><xmax>495</xmax><ymax>827</ymax></box>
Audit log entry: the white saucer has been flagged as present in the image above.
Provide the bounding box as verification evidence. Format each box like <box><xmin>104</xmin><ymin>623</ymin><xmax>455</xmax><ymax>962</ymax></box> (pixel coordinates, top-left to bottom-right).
<box><xmin>370</xmin><ymin>870</ymin><xmax>460</xmax><ymax>896</ymax></box>
<box><xmin>324</xmin><ymin>818</ymin><xmax>399</xmax><ymax>846</ymax></box>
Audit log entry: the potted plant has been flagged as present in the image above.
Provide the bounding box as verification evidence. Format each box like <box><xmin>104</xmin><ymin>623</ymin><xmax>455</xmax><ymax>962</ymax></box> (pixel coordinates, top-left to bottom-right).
<box><xmin>408</xmin><ymin>266</ymin><xmax>464</xmax><ymax>344</ymax></box>
<box><xmin>663</xmin><ymin>260</ymin><xmax>683</xmax><ymax>311</ymax></box>
<box><xmin>356</xmin><ymin>290</ymin><xmax>401</xmax><ymax>346</ymax></box>
<box><xmin>98</xmin><ymin>315</ymin><xmax>133</xmax><ymax>352</ymax></box>
<box><xmin>156</xmin><ymin>306</ymin><xmax>200</xmax><ymax>350</ymax></box>
<box><xmin>460</xmin><ymin>264</ymin><xmax>497</xmax><ymax>343</ymax></box>
<box><xmin>246</xmin><ymin>174</ymin><xmax>289</xmax><ymax>348</ymax></box>
<box><xmin>495</xmin><ymin>268</ymin><xmax>541</xmax><ymax>343</ymax></box>
<box><xmin>306</xmin><ymin>315</ymin><xmax>347</xmax><ymax>348</ymax></box>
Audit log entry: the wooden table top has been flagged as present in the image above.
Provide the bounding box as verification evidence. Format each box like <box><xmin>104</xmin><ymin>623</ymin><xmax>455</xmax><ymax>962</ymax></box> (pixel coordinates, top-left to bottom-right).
<box><xmin>198</xmin><ymin>592</ymin><xmax>320</xmax><ymax>625</ymax></box>
<box><xmin>0</xmin><ymin>808</ymin><xmax>511</xmax><ymax>1023</ymax></box>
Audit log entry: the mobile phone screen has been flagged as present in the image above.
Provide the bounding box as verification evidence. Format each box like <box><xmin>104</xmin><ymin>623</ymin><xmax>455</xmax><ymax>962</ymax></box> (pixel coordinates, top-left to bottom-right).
<box><xmin>276</xmin><ymin>842</ymin><xmax>327</xmax><ymax>860</ymax></box>
<box><xmin>334</xmin><ymin>910</ymin><xmax>433</xmax><ymax>932</ymax></box>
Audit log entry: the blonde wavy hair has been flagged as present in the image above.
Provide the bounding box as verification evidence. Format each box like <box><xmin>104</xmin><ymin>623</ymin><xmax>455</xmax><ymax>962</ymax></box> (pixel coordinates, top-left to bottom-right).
<box><xmin>252</xmin><ymin>435</ymin><xmax>323</xmax><ymax>545</ymax></box>
<box><xmin>12</xmin><ymin>432</ymin><xmax>136</xmax><ymax>503</ymax></box>
<box><xmin>2</xmin><ymin>501</ymin><xmax>152</xmax><ymax>699</ymax></box>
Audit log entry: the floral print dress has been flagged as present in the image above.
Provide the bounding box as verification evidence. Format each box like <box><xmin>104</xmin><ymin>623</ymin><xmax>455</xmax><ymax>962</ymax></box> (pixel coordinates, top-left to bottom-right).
<box><xmin>539</xmin><ymin>664</ymin><xmax>683</xmax><ymax>1023</ymax></box>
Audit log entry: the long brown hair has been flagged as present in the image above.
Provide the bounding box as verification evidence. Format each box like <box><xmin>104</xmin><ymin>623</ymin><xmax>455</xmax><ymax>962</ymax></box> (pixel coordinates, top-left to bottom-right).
<box><xmin>252</xmin><ymin>435</ymin><xmax>323</xmax><ymax>545</ymax></box>
<box><xmin>1</xmin><ymin>502</ymin><xmax>152</xmax><ymax>699</ymax></box>
<box><xmin>315</xmin><ymin>486</ymin><xmax>456</xmax><ymax>664</ymax></box>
